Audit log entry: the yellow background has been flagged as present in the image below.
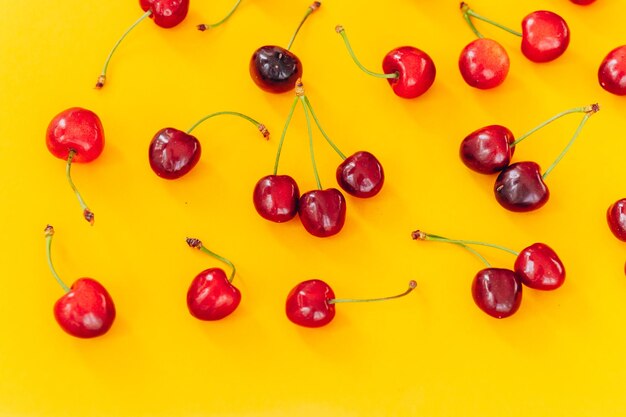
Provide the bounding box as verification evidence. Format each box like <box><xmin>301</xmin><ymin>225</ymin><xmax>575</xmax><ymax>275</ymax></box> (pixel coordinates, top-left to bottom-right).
<box><xmin>1</xmin><ymin>0</ymin><xmax>625</xmax><ymax>415</ymax></box>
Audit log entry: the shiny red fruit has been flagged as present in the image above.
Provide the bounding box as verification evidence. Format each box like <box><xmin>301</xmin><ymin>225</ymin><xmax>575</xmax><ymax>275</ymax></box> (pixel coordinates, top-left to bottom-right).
<box><xmin>382</xmin><ymin>46</ymin><xmax>436</xmax><ymax>98</ymax></box>
<box><xmin>139</xmin><ymin>0</ymin><xmax>189</xmax><ymax>28</ymax></box>
<box><xmin>148</xmin><ymin>127</ymin><xmax>201</xmax><ymax>179</ymax></box>
<box><xmin>598</xmin><ymin>45</ymin><xmax>626</xmax><ymax>96</ymax></box>
<box><xmin>285</xmin><ymin>279</ymin><xmax>335</xmax><ymax>328</ymax></box>
<box><xmin>250</xmin><ymin>46</ymin><xmax>301</xmax><ymax>93</ymax></box>
<box><xmin>521</xmin><ymin>11</ymin><xmax>570</xmax><ymax>63</ymax></box>
<box><xmin>187</xmin><ymin>268</ymin><xmax>241</xmax><ymax>321</ymax></box>
<box><xmin>336</xmin><ymin>151</ymin><xmax>384</xmax><ymax>198</ymax></box>
<box><xmin>570</xmin><ymin>0</ymin><xmax>596</xmax><ymax>4</ymax></box>
<box><xmin>459</xmin><ymin>38</ymin><xmax>510</xmax><ymax>89</ymax></box>
<box><xmin>515</xmin><ymin>243</ymin><xmax>565</xmax><ymax>290</ymax></box>
<box><xmin>253</xmin><ymin>175</ymin><xmax>300</xmax><ymax>222</ymax></box>
<box><xmin>299</xmin><ymin>189</ymin><xmax>347</xmax><ymax>237</ymax></box>
<box><xmin>607</xmin><ymin>198</ymin><xmax>626</xmax><ymax>241</ymax></box>
<box><xmin>472</xmin><ymin>268</ymin><xmax>522</xmax><ymax>319</ymax></box>
<box><xmin>54</xmin><ymin>278</ymin><xmax>116</xmax><ymax>338</ymax></box>
<box><xmin>46</xmin><ymin>107</ymin><xmax>104</xmax><ymax>163</ymax></box>
<box><xmin>460</xmin><ymin>125</ymin><xmax>515</xmax><ymax>174</ymax></box>
<box><xmin>494</xmin><ymin>161</ymin><xmax>549</xmax><ymax>212</ymax></box>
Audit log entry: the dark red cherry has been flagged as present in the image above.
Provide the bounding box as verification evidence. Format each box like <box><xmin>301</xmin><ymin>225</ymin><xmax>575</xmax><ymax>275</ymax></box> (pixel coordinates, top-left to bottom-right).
<box><xmin>148</xmin><ymin>127</ymin><xmax>201</xmax><ymax>179</ymax></box>
<box><xmin>460</xmin><ymin>125</ymin><xmax>515</xmax><ymax>174</ymax></box>
<box><xmin>521</xmin><ymin>11</ymin><xmax>570</xmax><ymax>63</ymax></box>
<box><xmin>570</xmin><ymin>0</ymin><xmax>596</xmax><ymax>5</ymax></box>
<box><xmin>494</xmin><ymin>161</ymin><xmax>549</xmax><ymax>212</ymax></box>
<box><xmin>285</xmin><ymin>279</ymin><xmax>335</xmax><ymax>328</ymax></box>
<box><xmin>253</xmin><ymin>175</ymin><xmax>300</xmax><ymax>222</ymax></box>
<box><xmin>598</xmin><ymin>46</ymin><xmax>626</xmax><ymax>96</ymax></box>
<box><xmin>336</xmin><ymin>151</ymin><xmax>384</xmax><ymax>198</ymax></box>
<box><xmin>514</xmin><ymin>243</ymin><xmax>565</xmax><ymax>290</ymax></box>
<box><xmin>250</xmin><ymin>46</ymin><xmax>302</xmax><ymax>93</ymax></box>
<box><xmin>299</xmin><ymin>188</ymin><xmax>346</xmax><ymax>237</ymax></box>
<box><xmin>46</xmin><ymin>107</ymin><xmax>104</xmax><ymax>163</ymax></box>
<box><xmin>459</xmin><ymin>38</ymin><xmax>510</xmax><ymax>89</ymax></box>
<box><xmin>139</xmin><ymin>0</ymin><xmax>189</xmax><ymax>28</ymax></box>
<box><xmin>472</xmin><ymin>268</ymin><xmax>522</xmax><ymax>319</ymax></box>
<box><xmin>187</xmin><ymin>268</ymin><xmax>241</xmax><ymax>321</ymax></box>
<box><xmin>382</xmin><ymin>46</ymin><xmax>436</xmax><ymax>99</ymax></box>
<box><xmin>607</xmin><ymin>198</ymin><xmax>626</xmax><ymax>242</ymax></box>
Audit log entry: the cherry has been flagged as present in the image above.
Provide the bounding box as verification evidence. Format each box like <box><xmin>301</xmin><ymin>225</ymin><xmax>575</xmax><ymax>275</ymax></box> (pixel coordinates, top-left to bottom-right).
<box><xmin>335</xmin><ymin>26</ymin><xmax>436</xmax><ymax>98</ymax></box>
<box><xmin>458</xmin><ymin>38</ymin><xmax>510</xmax><ymax>89</ymax></box>
<box><xmin>336</xmin><ymin>151</ymin><xmax>384</xmax><ymax>198</ymax></box>
<box><xmin>185</xmin><ymin>238</ymin><xmax>241</xmax><ymax>321</ymax></box>
<box><xmin>285</xmin><ymin>279</ymin><xmax>416</xmax><ymax>328</ymax></box>
<box><xmin>514</xmin><ymin>243</ymin><xmax>565</xmax><ymax>290</ymax></box>
<box><xmin>299</xmin><ymin>188</ymin><xmax>347</xmax><ymax>238</ymax></box>
<box><xmin>460</xmin><ymin>125</ymin><xmax>515</xmax><ymax>174</ymax></box>
<box><xmin>598</xmin><ymin>46</ymin><xmax>626</xmax><ymax>96</ymax></box>
<box><xmin>45</xmin><ymin>225</ymin><xmax>115</xmax><ymax>338</ymax></box>
<box><xmin>250</xmin><ymin>2</ymin><xmax>321</xmax><ymax>93</ymax></box>
<box><xmin>46</xmin><ymin>107</ymin><xmax>104</xmax><ymax>225</ymax></box>
<box><xmin>570</xmin><ymin>0</ymin><xmax>596</xmax><ymax>5</ymax></box>
<box><xmin>607</xmin><ymin>198</ymin><xmax>626</xmax><ymax>241</ymax></box>
<box><xmin>253</xmin><ymin>175</ymin><xmax>300</xmax><ymax>223</ymax></box>
<box><xmin>472</xmin><ymin>268</ymin><xmax>522</xmax><ymax>319</ymax></box>
<box><xmin>149</xmin><ymin>111</ymin><xmax>268</xmax><ymax>179</ymax></box>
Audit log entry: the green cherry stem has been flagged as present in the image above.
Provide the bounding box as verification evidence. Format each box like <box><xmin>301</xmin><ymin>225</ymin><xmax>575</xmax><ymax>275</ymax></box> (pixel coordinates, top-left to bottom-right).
<box><xmin>66</xmin><ymin>150</ymin><xmax>94</xmax><ymax>225</ymax></box>
<box><xmin>511</xmin><ymin>105</ymin><xmax>596</xmax><ymax>147</ymax></box>
<box><xmin>300</xmin><ymin>92</ymin><xmax>323</xmax><ymax>190</ymax></box>
<box><xmin>96</xmin><ymin>10</ymin><xmax>152</xmax><ymax>88</ymax></box>
<box><xmin>303</xmin><ymin>96</ymin><xmax>346</xmax><ymax>160</ymax></box>
<box><xmin>44</xmin><ymin>225</ymin><xmax>70</xmax><ymax>293</ymax></box>
<box><xmin>460</xmin><ymin>2</ymin><xmax>522</xmax><ymax>38</ymax></box>
<box><xmin>459</xmin><ymin>2</ymin><xmax>484</xmax><ymax>39</ymax></box>
<box><xmin>186</xmin><ymin>111</ymin><xmax>269</xmax><ymax>138</ymax></box>
<box><xmin>197</xmin><ymin>0</ymin><xmax>242</xmax><ymax>31</ymax></box>
<box><xmin>286</xmin><ymin>1</ymin><xmax>321</xmax><ymax>51</ymax></box>
<box><xmin>186</xmin><ymin>238</ymin><xmax>237</xmax><ymax>283</ymax></box>
<box><xmin>335</xmin><ymin>25</ymin><xmax>399</xmax><ymax>79</ymax></box>
<box><xmin>329</xmin><ymin>280</ymin><xmax>417</xmax><ymax>304</ymax></box>
<box><xmin>273</xmin><ymin>96</ymin><xmax>299</xmax><ymax>175</ymax></box>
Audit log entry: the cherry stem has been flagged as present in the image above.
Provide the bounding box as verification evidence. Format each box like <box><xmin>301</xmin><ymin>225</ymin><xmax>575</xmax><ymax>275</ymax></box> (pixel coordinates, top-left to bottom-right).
<box><xmin>511</xmin><ymin>105</ymin><xmax>594</xmax><ymax>147</ymax></box>
<box><xmin>186</xmin><ymin>238</ymin><xmax>236</xmax><ymax>283</ymax></box>
<box><xmin>300</xmin><ymin>95</ymin><xmax>323</xmax><ymax>190</ymax></box>
<box><xmin>459</xmin><ymin>3</ymin><xmax>484</xmax><ymax>38</ymax></box>
<box><xmin>44</xmin><ymin>225</ymin><xmax>70</xmax><ymax>293</ymax></box>
<box><xmin>460</xmin><ymin>2</ymin><xmax>522</xmax><ymax>38</ymax></box>
<box><xmin>286</xmin><ymin>1</ymin><xmax>321</xmax><ymax>51</ymax></box>
<box><xmin>335</xmin><ymin>25</ymin><xmax>399</xmax><ymax>79</ymax></box>
<box><xmin>303</xmin><ymin>96</ymin><xmax>346</xmax><ymax>160</ymax></box>
<box><xmin>329</xmin><ymin>280</ymin><xmax>417</xmax><ymax>304</ymax></box>
<box><xmin>542</xmin><ymin>103</ymin><xmax>600</xmax><ymax>180</ymax></box>
<box><xmin>186</xmin><ymin>111</ymin><xmax>269</xmax><ymax>138</ymax></box>
<box><xmin>197</xmin><ymin>0</ymin><xmax>242</xmax><ymax>31</ymax></box>
<box><xmin>96</xmin><ymin>10</ymin><xmax>152</xmax><ymax>89</ymax></box>
<box><xmin>66</xmin><ymin>150</ymin><xmax>94</xmax><ymax>225</ymax></box>
<box><xmin>273</xmin><ymin>96</ymin><xmax>299</xmax><ymax>175</ymax></box>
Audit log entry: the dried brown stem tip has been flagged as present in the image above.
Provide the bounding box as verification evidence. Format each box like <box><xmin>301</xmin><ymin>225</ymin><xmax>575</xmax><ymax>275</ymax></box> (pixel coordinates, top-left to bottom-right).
<box><xmin>410</xmin><ymin>230</ymin><xmax>427</xmax><ymax>240</ymax></box>
<box><xmin>83</xmin><ymin>209</ymin><xmax>95</xmax><ymax>226</ymax></box>
<box><xmin>186</xmin><ymin>238</ymin><xmax>203</xmax><ymax>249</ymax></box>
<box><xmin>408</xmin><ymin>280</ymin><xmax>418</xmax><ymax>289</ymax></box>
<box><xmin>310</xmin><ymin>1</ymin><xmax>321</xmax><ymax>11</ymax></box>
<box><xmin>197</xmin><ymin>24</ymin><xmax>209</xmax><ymax>31</ymax></box>
<box><xmin>95</xmin><ymin>75</ymin><xmax>106</xmax><ymax>89</ymax></box>
<box><xmin>258</xmin><ymin>124</ymin><xmax>270</xmax><ymax>139</ymax></box>
<box><xmin>44</xmin><ymin>224</ymin><xmax>55</xmax><ymax>237</ymax></box>
<box><xmin>335</xmin><ymin>25</ymin><xmax>344</xmax><ymax>33</ymax></box>
<box><xmin>460</xmin><ymin>2</ymin><xmax>469</xmax><ymax>10</ymax></box>
<box><xmin>295</xmin><ymin>78</ymin><xmax>305</xmax><ymax>97</ymax></box>
<box><xmin>587</xmin><ymin>103</ymin><xmax>601</xmax><ymax>114</ymax></box>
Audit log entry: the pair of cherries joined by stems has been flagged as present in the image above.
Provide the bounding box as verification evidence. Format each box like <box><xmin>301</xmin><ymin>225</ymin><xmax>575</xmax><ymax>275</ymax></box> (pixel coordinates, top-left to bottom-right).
<box><xmin>459</xmin><ymin>3</ymin><xmax>570</xmax><ymax>89</ymax></box>
<box><xmin>460</xmin><ymin>103</ymin><xmax>600</xmax><ymax>212</ymax></box>
<box><xmin>253</xmin><ymin>79</ymin><xmax>384</xmax><ymax>237</ymax></box>
<box><xmin>412</xmin><ymin>230</ymin><xmax>565</xmax><ymax>319</ymax></box>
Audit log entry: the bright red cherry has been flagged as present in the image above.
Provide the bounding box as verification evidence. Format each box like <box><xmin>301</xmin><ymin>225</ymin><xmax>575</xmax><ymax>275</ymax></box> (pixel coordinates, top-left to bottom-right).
<box><xmin>472</xmin><ymin>268</ymin><xmax>522</xmax><ymax>319</ymax></box>
<box><xmin>514</xmin><ymin>243</ymin><xmax>565</xmax><ymax>290</ymax></box>
<box><xmin>521</xmin><ymin>11</ymin><xmax>570</xmax><ymax>62</ymax></box>
<box><xmin>460</xmin><ymin>125</ymin><xmax>515</xmax><ymax>174</ymax></box>
<box><xmin>458</xmin><ymin>38</ymin><xmax>510</xmax><ymax>89</ymax></box>
<box><xmin>494</xmin><ymin>161</ymin><xmax>550</xmax><ymax>212</ymax></box>
<box><xmin>598</xmin><ymin>46</ymin><xmax>626</xmax><ymax>96</ymax></box>
<box><xmin>607</xmin><ymin>198</ymin><xmax>626</xmax><ymax>242</ymax></box>
<box><xmin>570</xmin><ymin>0</ymin><xmax>596</xmax><ymax>5</ymax></box>
<box><xmin>299</xmin><ymin>189</ymin><xmax>346</xmax><ymax>238</ymax></box>
<box><xmin>45</xmin><ymin>225</ymin><xmax>116</xmax><ymax>338</ymax></box>
<box><xmin>253</xmin><ymin>175</ymin><xmax>300</xmax><ymax>222</ymax></box>
<box><xmin>336</xmin><ymin>151</ymin><xmax>384</xmax><ymax>198</ymax></box>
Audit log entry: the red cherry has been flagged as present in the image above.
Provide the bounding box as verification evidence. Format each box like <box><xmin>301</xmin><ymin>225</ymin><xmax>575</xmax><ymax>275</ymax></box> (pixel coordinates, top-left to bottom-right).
<box><xmin>336</xmin><ymin>151</ymin><xmax>384</xmax><ymax>198</ymax></box>
<box><xmin>570</xmin><ymin>0</ymin><xmax>596</xmax><ymax>5</ymax></box>
<box><xmin>253</xmin><ymin>175</ymin><xmax>300</xmax><ymax>222</ymax></box>
<box><xmin>514</xmin><ymin>243</ymin><xmax>565</xmax><ymax>290</ymax></box>
<box><xmin>607</xmin><ymin>198</ymin><xmax>626</xmax><ymax>242</ymax></box>
<box><xmin>494</xmin><ymin>161</ymin><xmax>550</xmax><ymax>212</ymax></box>
<box><xmin>458</xmin><ymin>38</ymin><xmax>510</xmax><ymax>89</ymax></box>
<box><xmin>139</xmin><ymin>0</ymin><xmax>189</xmax><ymax>28</ymax></box>
<box><xmin>149</xmin><ymin>128</ymin><xmax>201</xmax><ymax>179</ymax></box>
<box><xmin>598</xmin><ymin>46</ymin><xmax>626</xmax><ymax>96</ymax></box>
<box><xmin>521</xmin><ymin>11</ymin><xmax>570</xmax><ymax>63</ymax></box>
<box><xmin>299</xmin><ymin>189</ymin><xmax>346</xmax><ymax>237</ymax></box>
<box><xmin>460</xmin><ymin>125</ymin><xmax>515</xmax><ymax>174</ymax></box>
<box><xmin>472</xmin><ymin>268</ymin><xmax>522</xmax><ymax>319</ymax></box>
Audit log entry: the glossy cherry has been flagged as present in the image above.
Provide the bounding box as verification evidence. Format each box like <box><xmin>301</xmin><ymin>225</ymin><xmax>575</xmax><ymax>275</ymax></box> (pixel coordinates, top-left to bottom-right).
<box><xmin>45</xmin><ymin>225</ymin><xmax>116</xmax><ymax>338</ymax></box>
<box><xmin>598</xmin><ymin>46</ymin><xmax>626</xmax><ymax>96</ymax></box>
<box><xmin>521</xmin><ymin>11</ymin><xmax>570</xmax><ymax>63</ymax></box>
<box><xmin>460</xmin><ymin>125</ymin><xmax>515</xmax><ymax>174</ymax></box>
<box><xmin>336</xmin><ymin>151</ymin><xmax>384</xmax><ymax>198</ymax></box>
<box><xmin>494</xmin><ymin>161</ymin><xmax>550</xmax><ymax>212</ymax></box>
<box><xmin>299</xmin><ymin>188</ymin><xmax>346</xmax><ymax>238</ymax></box>
<box><xmin>458</xmin><ymin>38</ymin><xmax>510</xmax><ymax>89</ymax></box>
<box><xmin>570</xmin><ymin>0</ymin><xmax>596</xmax><ymax>5</ymax></box>
<box><xmin>253</xmin><ymin>175</ymin><xmax>300</xmax><ymax>222</ymax></box>
<box><xmin>286</xmin><ymin>279</ymin><xmax>416</xmax><ymax>328</ymax></box>
<box><xmin>472</xmin><ymin>268</ymin><xmax>522</xmax><ymax>319</ymax></box>
<box><xmin>514</xmin><ymin>243</ymin><xmax>565</xmax><ymax>290</ymax></box>
<box><xmin>607</xmin><ymin>198</ymin><xmax>626</xmax><ymax>242</ymax></box>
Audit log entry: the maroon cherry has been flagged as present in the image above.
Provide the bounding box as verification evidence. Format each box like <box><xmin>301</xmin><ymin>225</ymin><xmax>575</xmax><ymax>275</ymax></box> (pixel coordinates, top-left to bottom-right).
<box><xmin>46</xmin><ymin>107</ymin><xmax>104</xmax><ymax>225</ymax></box>
<box><xmin>472</xmin><ymin>268</ymin><xmax>522</xmax><ymax>319</ymax></box>
<box><xmin>607</xmin><ymin>198</ymin><xmax>626</xmax><ymax>242</ymax></box>
<box><xmin>460</xmin><ymin>125</ymin><xmax>515</xmax><ymax>174</ymax></box>
<box><xmin>494</xmin><ymin>161</ymin><xmax>550</xmax><ymax>212</ymax></box>
<box><xmin>185</xmin><ymin>238</ymin><xmax>241</xmax><ymax>321</ymax></box>
<box><xmin>514</xmin><ymin>243</ymin><xmax>565</xmax><ymax>290</ymax></box>
<box><xmin>299</xmin><ymin>189</ymin><xmax>346</xmax><ymax>238</ymax></box>
<box><xmin>286</xmin><ymin>279</ymin><xmax>417</xmax><ymax>328</ymax></box>
<box><xmin>458</xmin><ymin>38</ymin><xmax>510</xmax><ymax>89</ymax></box>
<box><xmin>253</xmin><ymin>175</ymin><xmax>300</xmax><ymax>223</ymax></box>
<box><xmin>149</xmin><ymin>111</ymin><xmax>268</xmax><ymax>179</ymax></box>
<box><xmin>598</xmin><ymin>46</ymin><xmax>626</xmax><ymax>96</ymax></box>
<box><xmin>336</xmin><ymin>151</ymin><xmax>384</xmax><ymax>198</ymax></box>
<box><xmin>335</xmin><ymin>26</ymin><xmax>436</xmax><ymax>99</ymax></box>
<box><xmin>250</xmin><ymin>2</ymin><xmax>320</xmax><ymax>93</ymax></box>
<box><xmin>570</xmin><ymin>0</ymin><xmax>596</xmax><ymax>4</ymax></box>
<box><xmin>45</xmin><ymin>225</ymin><xmax>116</xmax><ymax>338</ymax></box>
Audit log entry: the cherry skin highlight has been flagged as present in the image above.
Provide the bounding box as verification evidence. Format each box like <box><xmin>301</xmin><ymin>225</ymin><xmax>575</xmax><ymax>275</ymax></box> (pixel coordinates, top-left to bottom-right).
<box><xmin>598</xmin><ymin>46</ymin><xmax>626</xmax><ymax>96</ymax></box>
<box><xmin>472</xmin><ymin>268</ymin><xmax>522</xmax><ymax>319</ymax></box>
<box><xmin>139</xmin><ymin>0</ymin><xmax>189</xmax><ymax>28</ymax></box>
<box><xmin>148</xmin><ymin>128</ymin><xmax>201</xmax><ymax>179</ymax></box>
<box><xmin>494</xmin><ymin>161</ymin><xmax>549</xmax><ymax>212</ymax></box>
<box><xmin>459</xmin><ymin>38</ymin><xmax>510</xmax><ymax>89</ymax></box>
<box><xmin>514</xmin><ymin>243</ymin><xmax>565</xmax><ymax>290</ymax></box>
<box><xmin>460</xmin><ymin>125</ymin><xmax>515</xmax><ymax>174</ymax></box>
<box><xmin>382</xmin><ymin>46</ymin><xmax>436</xmax><ymax>98</ymax></box>
<box><xmin>607</xmin><ymin>198</ymin><xmax>626</xmax><ymax>241</ymax></box>
<box><xmin>187</xmin><ymin>268</ymin><xmax>241</xmax><ymax>321</ymax></box>
<box><xmin>336</xmin><ymin>151</ymin><xmax>384</xmax><ymax>198</ymax></box>
<box><xmin>521</xmin><ymin>11</ymin><xmax>570</xmax><ymax>63</ymax></box>
<box><xmin>253</xmin><ymin>175</ymin><xmax>300</xmax><ymax>222</ymax></box>
<box><xmin>299</xmin><ymin>188</ymin><xmax>346</xmax><ymax>237</ymax></box>
<box><xmin>286</xmin><ymin>279</ymin><xmax>336</xmax><ymax>328</ymax></box>
<box><xmin>46</xmin><ymin>108</ymin><xmax>104</xmax><ymax>163</ymax></box>
<box><xmin>250</xmin><ymin>46</ymin><xmax>302</xmax><ymax>93</ymax></box>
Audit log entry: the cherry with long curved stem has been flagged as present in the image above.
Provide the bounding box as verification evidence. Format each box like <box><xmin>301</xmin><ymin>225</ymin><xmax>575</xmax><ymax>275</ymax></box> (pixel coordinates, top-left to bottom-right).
<box><xmin>186</xmin><ymin>238</ymin><xmax>236</xmax><ymax>282</ymax></box>
<box><xmin>335</xmin><ymin>26</ymin><xmax>399</xmax><ymax>81</ymax></box>
<box><xmin>197</xmin><ymin>0</ymin><xmax>243</xmax><ymax>31</ymax></box>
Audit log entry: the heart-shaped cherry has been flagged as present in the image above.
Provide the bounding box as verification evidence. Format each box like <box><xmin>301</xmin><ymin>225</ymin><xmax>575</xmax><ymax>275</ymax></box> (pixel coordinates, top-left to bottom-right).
<box><xmin>472</xmin><ymin>268</ymin><xmax>522</xmax><ymax>319</ymax></box>
<box><xmin>185</xmin><ymin>238</ymin><xmax>241</xmax><ymax>320</ymax></box>
<box><xmin>299</xmin><ymin>188</ymin><xmax>346</xmax><ymax>238</ymax></box>
<box><xmin>46</xmin><ymin>107</ymin><xmax>104</xmax><ymax>225</ymax></box>
<box><xmin>514</xmin><ymin>243</ymin><xmax>565</xmax><ymax>290</ymax></box>
<box><xmin>335</xmin><ymin>26</ymin><xmax>436</xmax><ymax>98</ymax></box>
<box><xmin>286</xmin><ymin>279</ymin><xmax>416</xmax><ymax>328</ymax></box>
<box><xmin>253</xmin><ymin>175</ymin><xmax>300</xmax><ymax>223</ymax></box>
<box><xmin>607</xmin><ymin>198</ymin><xmax>626</xmax><ymax>241</ymax></box>
<box><xmin>149</xmin><ymin>111</ymin><xmax>269</xmax><ymax>179</ymax></box>
<box><xmin>598</xmin><ymin>46</ymin><xmax>626</xmax><ymax>96</ymax></box>
<box><xmin>45</xmin><ymin>225</ymin><xmax>116</xmax><ymax>338</ymax></box>
<box><xmin>250</xmin><ymin>2</ymin><xmax>320</xmax><ymax>93</ymax></box>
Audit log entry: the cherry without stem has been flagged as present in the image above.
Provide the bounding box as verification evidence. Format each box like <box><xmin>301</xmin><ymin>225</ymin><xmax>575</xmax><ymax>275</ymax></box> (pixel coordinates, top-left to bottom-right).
<box><xmin>598</xmin><ymin>46</ymin><xmax>626</xmax><ymax>96</ymax></box>
<box><xmin>607</xmin><ymin>198</ymin><xmax>626</xmax><ymax>242</ymax></box>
